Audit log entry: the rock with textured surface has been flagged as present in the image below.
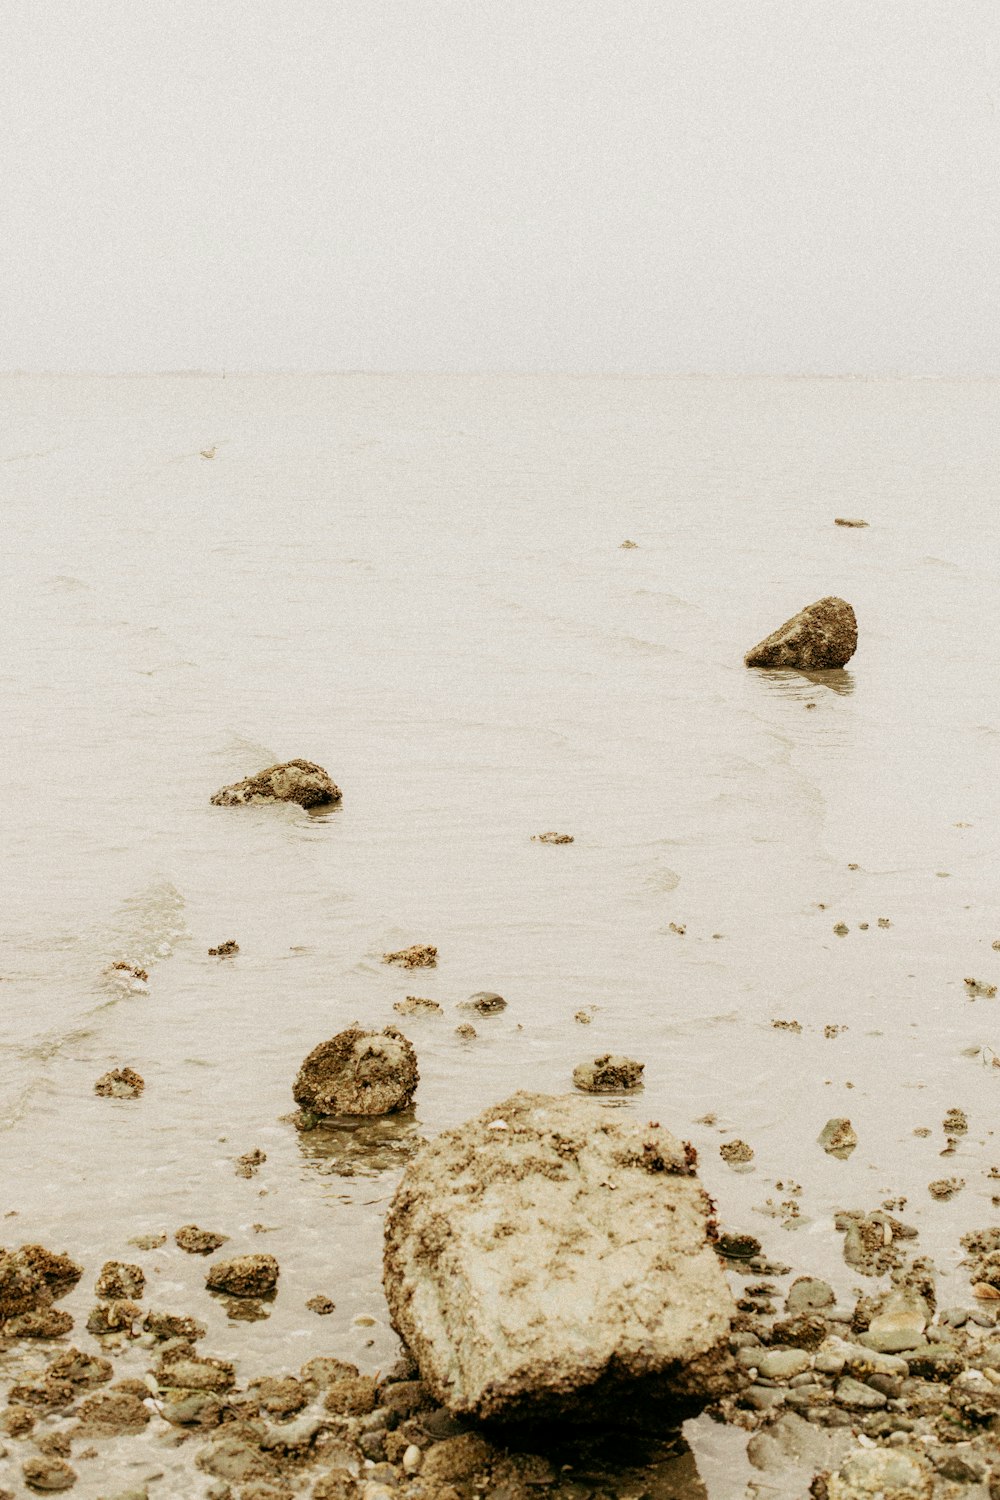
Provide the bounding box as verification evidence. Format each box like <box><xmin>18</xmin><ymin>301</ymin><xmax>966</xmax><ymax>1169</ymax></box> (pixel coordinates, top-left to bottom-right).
<box><xmin>572</xmin><ymin>1055</ymin><xmax>644</xmax><ymax>1092</ymax></box>
<box><xmin>823</xmin><ymin>1446</ymin><xmax>934</xmax><ymax>1499</ymax></box>
<box><xmin>383</xmin><ymin>1091</ymin><xmax>737</xmax><ymax>1424</ymax></box>
<box><xmin>744</xmin><ymin>597</ymin><xmax>857</xmax><ymax>670</ymax></box>
<box><xmin>205</xmin><ymin>1254</ymin><xmax>279</xmax><ymax>1299</ymax></box>
<box><xmin>294</xmin><ymin>1026</ymin><xmax>418</xmax><ymax>1117</ymax></box>
<box><xmin>210</xmin><ymin>759</ymin><xmax>341</xmax><ymax>809</ymax></box>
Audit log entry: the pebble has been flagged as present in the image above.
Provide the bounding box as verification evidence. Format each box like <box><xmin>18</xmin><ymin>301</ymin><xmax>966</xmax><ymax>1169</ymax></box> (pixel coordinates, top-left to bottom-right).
<box><xmin>835</xmin><ymin>1375</ymin><xmax>888</xmax><ymax>1409</ymax></box>
<box><xmin>756</xmin><ymin>1349</ymin><xmax>812</xmax><ymax>1380</ymax></box>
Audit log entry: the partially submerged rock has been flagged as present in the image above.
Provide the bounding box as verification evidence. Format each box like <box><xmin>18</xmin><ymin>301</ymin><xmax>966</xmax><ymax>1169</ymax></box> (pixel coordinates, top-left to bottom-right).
<box><xmin>834</xmin><ymin>517</ymin><xmax>869</xmax><ymax>528</ymax></box>
<box><xmin>572</xmin><ymin>1054</ymin><xmax>644</xmax><ymax>1092</ymax></box>
<box><xmin>0</xmin><ymin>1246</ymin><xmax>83</xmax><ymax>1327</ymax></box>
<box><xmin>206</xmin><ymin>1254</ymin><xmax>279</xmax><ymax>1299</ymax></box>
<box><xmin>210</xmin><ymin>759</ymin><xmax>341</xmax><ymax>809</ymax></box>
<box><xmin>532</xmin><ymin>831</ymin><xmax>574</xmax><ymax>844</ymax></box>
<box><xmin>95</xmin><ymin>1261</ymin><xmax>144</xmax><ymax>1300</ymax></box>
<box><xmin>459</xmin><ymin>991</ymin><xmax>507</xmax><ymax>1016</ymax></box>
<box><xmin>208</xmin><ymin>940</ymin><xmax>239</xmax><ymax>957</ymax></box>
<box><xmin>393</xmin><ymin>995</ymin><xmax>442</xmax><ymax>1017</ymax></box>
<box><xmin>383</xmin><ymin>1091</ymin><xmax>738</xmax><ymax>1424</ymax></box>
<box><xmin>94</xmin><ymin>1067</ymin><xmax>144</xmax><ymax>1099</ymax></box>
<box><xmin>818</xmin><ymin>1118</ymin><xmax>858</xmax><ymax>1159</ymax></box>
<box><xmin>382</xmin><ymin>944</ymin><xmax>437</xmax><ymax>969</ymax></box>
<box><xmin>175</xmin><ymin>1225</ymin><xmax>228</xmax><ymax>1256</ymax></box>
<box><xmin>294</xmin><ymin>1026</ymin><xmax>418</xmax><ymax>1117</ymax></box>
<box><xmin>744</xmin><ymin>596</ymin><xmax>857</xmax><ymax>670</ymax></box>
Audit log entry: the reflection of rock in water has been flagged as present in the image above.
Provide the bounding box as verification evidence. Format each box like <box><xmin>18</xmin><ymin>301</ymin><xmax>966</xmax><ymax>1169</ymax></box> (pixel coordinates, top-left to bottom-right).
<box><xmin>295</xmin><ymin>1110</ymin><xmax>425</xmax><ymax>1178</ymax></box>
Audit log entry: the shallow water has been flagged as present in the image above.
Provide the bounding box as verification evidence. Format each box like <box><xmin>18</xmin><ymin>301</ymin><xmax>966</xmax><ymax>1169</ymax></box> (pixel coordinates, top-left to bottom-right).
<box><xmin>2</xmin><ymin>374</ymin><xmax>999</xmax><ymax>1496</ymax></box>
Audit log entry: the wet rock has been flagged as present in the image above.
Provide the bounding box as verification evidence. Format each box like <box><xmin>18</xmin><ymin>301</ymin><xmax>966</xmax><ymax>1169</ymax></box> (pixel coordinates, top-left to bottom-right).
<box><xmin>0</xmin><ymin>1404</ymin><xmax>35</xmax><ymax>1437</ymax></box>
<box><xmin>771</xmin><ymin>1315</ymin><xmax>829</xmax><ymax>1351</ymax></box>
<box><xmin>383</xmin><ymin>1091</ymin><xmax>738</xmax><ymax>1424</ymax></box>
<box><xmin>128</xmin><ymin>1233</ymin><xmax>166</xmax><ymax>1250</ymax></box>
<box><xmin>3</xmin><ymin>1308</ymin><xmax>73</xmax><ymax>1338</ymax></box>
<box><xmin>835</xmin><ymin>1210</ymin><xmax>917</xmax><ymax>1276</ymax></box>
<box><xmin>73</xmin><ymin>1389</ymin><xmax>149</xmax><ymax>1435</ymax></box>
<box><xmin>818</xmin><ymin>1119</ymin><xmax>858</xmax><ymax>1159</ymax></box>
<box><xmin>861</xmin><ymin>1288</ymin><xmax>929</xmax><ymax>1352</ymax></box>
<box><xmin>744</xmin><ymin>596</ymin><xmax>857</xmax><ymax>670</ymax></box>
<box><xmin>458</xmin><ymin>992</ymin><xmax>507</xmax><ymax>1016</ymax></box>
<box><xmin>719</xmin><ymin>1139</ymin><xmax>754</xmax><ymax>1165</ymax></box>
<box><xmin>210</xmin><ymin>760</ymin><xmax>341</xmax><ymax>809</ymax></box>
<box><xmin>964</xmin><ymin>976</ymin><xmax>997</xmax><ymax>998</ymax></box>
<box><xmin>756</xmin><ymin>1348</ymin><xmax>812</xmax><ymax>1380</ymax></box>
<box><xmin>393</xmin><ymin>996</ymin><xmax>442</xmax><ymax>1017</ymax></box>
<box><xmin>822</xmin><ymin>1446</ymin><xmax>934</xmax><ymax>1499</ymax></box>
<box><xmin>717</xmin><ymin>1232</ymin><xmax>762</xmax><ymax>1262</ymax></box>
<box><xmin>157</xmin><ymin>1350</ymin><xmax>236</xmax><ymax>1392</ymax></box>
<box><xmin>160</xmin><ymin>1389</ymin><xmax>222</xmax><ymax>1427</ymax></box>
<box><xmin>927</xmin><ymin>1177</ymin><xmax>964</xmax><ymax>1200</ymax></box>
<box><xmin>95</xmin><ymin>1261</ymin><xmax>144</xmax><ymax>1299</ymax></box>
<box><xmin>835</xmin><ymin>1375</ymin><xmax>886</xmax><ymax>1410</ymax></box>
<box><xmin>833</xmin><ymin>922</ymin><xmax>849</xmax><ymax>936</ymax></box>
<box><xmin>142</xmin><ymin>1309</ymin><xmax>206</xmax><ymax>1341</ymax></box>
<box><xmin>251</xmin><ymin>1376</ymin><xmax>309</xmax><ymax>1418</ymax></box>
<box><xmin>787</xmin><ymin>1278</ymin><xmax>835</xmax><ymax>1315</ymax></box>
<box><xmin>323</xmin><ymin>1377</ymin><xmax>379</xmax><ymax>1416</ymax></box>
<box><xmin>454</xmin><ymin>1023</ymin><xmax>476</xmax><ymax>1040</ymax></box>
<box><xmin>834</xmin><ymin>518</ymin><xmax>869</xmax><ymax>528</ymax></box>
<box><xmin>531</xmin><ymin>831</ymin><xmax>574</xmax><ymax>844</ymax></box>
<box><xmin>0</xmin><ymin>1247</ymin><xmax>82</xmax><ymax>1327</ymax></box>
<box><xmin>175</xmin><ymin>1225</ymin><xmax>228</xmax><ymax>1256</ymax></box>
<box><xmin>306</xmin><ymin>1294</ymin><xmax>335</xmax><ymax>1315</ymax></box>
<box><xmin>382</xmin><ymin>945</ymin><xmax>437</xmax><ymax>969</ymax></box>
<box><xmin>196</xmin><ymin>1431</ymin><xmax>278</xmax><ymax>1483</ymax></box>
<box><xmin>93</xmin><ymin>1068</ymin><xmax>144</xmax><ymax>1099</ymax></box>
<box><xmin>205</xmin><ymin>1254</ymin><xmax>279</xmax><ymax>1299</ymax></box>
<box><xmin>21</xmin><ymin>1456</ymin><xmax>77</xmax><ymax>1492</ymax></box>
<box><xmin>208</xmin><ymin>940</ymin><xmax>239</xmax><ymax>957</ymax></box>
<box><xmin>85</xmin><ymin>1298</ymin><xmax>140</xmax><ymax>1335</ymax></box>
<box><xmin>572</xmin><ymin>1054</ymin><xmax>644</xmax><ymax>1092</ymax></box>
<box><xmin>106</xmin><ymin>961</ymin><xmax>148</xmax><ymax>985</ymax></box>
<box><xmin>294</xmin><ymin>1026</ymin><xmax>419</xmax><ymax>1117</ymax></box>
<box><xmin>949</xmin><ymin>1368</ymin><xmax>1000</xmax><ymax>1422</ymax></box>
<box><xmin>235</xmin><ymin>1148</ymin><xmax>266</xmax><ymax>1177</ymax></box>
<box><xmin>943</xmin><ymin>1107</ymin><xmax>968</xmax><ymax>1135</ymax></box>
<box><xmin>747</xmin><ymin>1410</ymin><xmax>830</xmax><ymax>1472</ymax></box>
<box><xmin>312</xmin><ymin>1474</ymin><xmax>361</xmax><ymax>1500</ymax></box>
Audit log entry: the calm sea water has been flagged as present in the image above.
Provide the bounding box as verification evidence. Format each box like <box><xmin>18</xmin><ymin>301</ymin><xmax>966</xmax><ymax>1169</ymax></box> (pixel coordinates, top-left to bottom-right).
<box><xmin>2</xmin><ymin>374</ymin><xmax>999</xmax><ymax>1495</ymax></box>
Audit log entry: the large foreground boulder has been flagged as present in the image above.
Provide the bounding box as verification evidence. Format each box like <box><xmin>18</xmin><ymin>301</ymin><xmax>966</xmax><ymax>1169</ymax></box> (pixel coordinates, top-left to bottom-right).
<box><xmin>744</xmin><ymin>596</ymin><xmax>857</xmax><ymax>670</ymax></box>
<box><xmin>383</xmin><ymin>1092</ymin><xmax>738</xmax><ymax>1425</ymax></box>
<box><xmin>210</xmin><ymin>760</ymin><xmax>341</xmax><ymax>809</ymax></box>
<box><xmin>294</xmin><ymin>1026</ymin><xmax>418</xmax><ymax>1117</ymax></box>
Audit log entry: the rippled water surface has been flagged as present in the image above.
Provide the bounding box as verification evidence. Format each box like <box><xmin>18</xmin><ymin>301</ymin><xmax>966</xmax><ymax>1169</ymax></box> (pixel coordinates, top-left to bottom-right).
<box><xmin>2</xmin><ymin>374</ymin><xmax>999</xmax><ymax>1495</ymax></box>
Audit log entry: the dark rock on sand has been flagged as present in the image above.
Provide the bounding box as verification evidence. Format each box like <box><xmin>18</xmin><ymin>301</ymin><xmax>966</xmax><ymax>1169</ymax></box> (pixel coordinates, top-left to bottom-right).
<box><xmin>572</xmin><ymin>1054</ymin><xmax>644</xmax><ymax>1092</ymax></box>
<box><xmin>294</xmin><ymin>1026</ymin><xmax>418</xmax><ymax>1117</ymax></box>
<box><xmin>86</xmin><ymin>1299</ymin><xmax>141</xmax><ymax>1335</ymax></box>
<box><xmin>3</xmin><ymin>1308</ymin><xmax>74</xmax><ymax>1338</ymax></box>
<box><xmin>175</xmin><ymin>1225</ymin><xmax>228</xmax><ymax>1256</ymax></box>
<box><xmin>306</xmin><ymin>1294</ymin><xmax>335</xmax><ymax>1315</ymax></box>
<box><xmin>94</xmin><ymin>1068</ymin><xmax>144</xmax><ymax>1099</ymax></box>
<box><xmin>0</xmin><ymin>1246</ymin><xmax>82</xmax><ymax>1326</ymax></box>
<box><xmin>532</xmin><ymin>831</ymin><xmax>574</xmax><ymax>844</ymax></box>
<box><xmin>834</xmin><ymin>518</ymin><xmax>869</xmax><ymax>528</ymax></box>
<box><xmin>744</xmin><ymin>596</ymin><xmax>857</xmax><ymax>670</ymax></box>
<box><xmin>719</xmin><ymin>1139</ymin><xmax>754</xmax><ymax>1166</ymax></box>
<box><xmin>205</xmin><ymin>1254</ymin><xmax>279</xmax><ymax>1298</ymax></box>
<box><xmin>210</xmin><ymin>759</ymin><xmax>341</xmax><ymax>809</ymax></box>
<box><xmin>235</xmin><ymin>1147</ymin><xmax>266</xmax><ymax>1178</ymax></box>
<box><xmin>383</xmin><ymin>1091</ymin><xmax>738</xmax><ymax>1424</ymax></box>
<box><xmin>835</xmin><ymin>1210</ymin><xmax>917</xmax><ymax>1276</ymax></box>
<box><xmin>393</xmin><ymin>996</ymin><xmax>442</xmax><ymax>1017</ymax></box>
<box><xmin>208</xmin><ymin>940</ymin><xmax>239</xmax><ymax>957</ymax></box>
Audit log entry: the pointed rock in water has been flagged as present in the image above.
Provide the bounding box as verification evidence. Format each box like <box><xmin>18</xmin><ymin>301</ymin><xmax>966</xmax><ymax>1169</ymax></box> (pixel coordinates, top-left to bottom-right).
<box><xmin>383</xmin><ymin>1091</ymin><xmax>737</xmax><ymax>1424</ymax></box>
<box><xmin>744</xmin><ymin>596</ymin><xmax>857</xmax><ymax>670</ymax></box>
<box><xmin>293</xmin><ymin>1026</ymin><xmax>418</xmax><ymax>1117</ymax></box>
<box><xmin>818</xmin><ymin>1118</ymin><xmax>858</xmax><ymax>1159</ymax></box>
<box><xmin>210</xmin><ymin>759</ymin><xmax>341</xmax><ymax>809</ymax></box>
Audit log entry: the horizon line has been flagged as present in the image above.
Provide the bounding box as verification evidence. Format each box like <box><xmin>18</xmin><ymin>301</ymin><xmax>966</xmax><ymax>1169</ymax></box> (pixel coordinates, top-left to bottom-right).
<box><xmin>2</xmin><ymin>368</ymin><xmax>1000</xmax><ymax>381</ymax></box>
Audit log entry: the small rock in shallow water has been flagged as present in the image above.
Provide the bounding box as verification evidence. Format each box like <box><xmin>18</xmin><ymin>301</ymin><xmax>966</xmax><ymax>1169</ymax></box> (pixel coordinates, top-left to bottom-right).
<box><xmin>294</xmin><ymin>1026</ymin><xmax>418</xmax><ymax>1117</ymax></box>
<box><xmin>393</xmin><ymin>996</ymin><xmax>442</xmax><ymax>1017</ymax></box>
<box><xmin>210</xmin><ymin>759</ymin><xmax>341</xmax><ymax>809</ymax></box>
<box><xmin>964</xmin><ymin>976</ymin><xmax>997</xmax><ymax>999</ymax></box>
<box><xmin>744</xmin><ymin>596</ymin><xmax>858</xmax><ymax>671</ymax></box>
<box><xmin>235</xmin><ymin>1148</ymin><xmax>266</xmax><ymax>1178</ymax></box>
<box><xmin>306</xmin><ymin>1294</ymin><xmax>335</xmax><ymax>1315</ymax></box>
<box><xmin>572</xmin><ymin>1054</ymin><xmax>644</xmax><ymax>1092</ymax></box>
<box><xmin>927</xmin><ymin>1177</ymin><xmax>964</xmax><ymax>1200</ymax></box>
<box><xmin>382</xmin><ymin>944</ymin><xmax>437</xmax><ymax>969</ymax></box>
<box><xmin>175</xmin><ymin>1225</ymin><xmax>228</xmax><ymax>1255</ymax></box>
<box><xmin>942</xmin><ymin>1107</ymin><xmax>968</xmax><ymax>1134</ymax></box>
<box><xmin>832</xmin><ymin>922</ymin><xmax>849</xmax><ymax>937</ymax></box>
<box><xmin>95</xmin><ymin>1262</ymin><xmax>144</xmax><ymax>1300</ymax></box>
<box><xmin>823</xmin><ymin>1445</ymin><xmax>934</xmax><ymax>1499</ymax></box>
<box><xmin>208</xmin><ymin>940</ymin><xmax>239</xmax><ymax>957</ymax></box>
<box><xmin>818</xmin><ymin>1118</ymin><xmax>858</xmax><ymax>1159</ymax></box>
<box><xmin>21</xmin><ymin>1456</ymin><xmax>77</xmax><ymax>1492</ymax></box>
<box><xmin>719</xmin><ymin>1139</ymin><xmax>754</xmax><ymax>1166</ymax></box>
<box><xmin>531</xmin><ymin>831</ymin><xmax>573</xmax><ymax>844</ymax></box>
<box><xmin>205</xmin><ymin>1254</ymin><xmax>279</xmax><ymax>1298</ymax></box>
<box><xmin>454</xmin><ymin>1023</ymin><xmax>476</xmax><ymax>1039</ymax></box>
<box><xmin>458</xmin><ymin>991</ymin><xmax>506</xmax><ymax>1016</ymax></box>
<box><xmin>834</xmin><ymin>518</ymin><xmax>869</xmax><ymax>528</ymax></box>
<box><xmin>94</xmin><ymin>1068</ymin><xmax>144</xmax><ymax>1099</ymax></box>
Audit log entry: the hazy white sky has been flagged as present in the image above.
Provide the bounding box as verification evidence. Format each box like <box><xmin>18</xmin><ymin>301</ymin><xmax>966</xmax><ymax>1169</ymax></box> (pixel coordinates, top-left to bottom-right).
<box><xmin>4</xmin><ymin>0</ymin><xmax>999</xmax><ymax>373</ymax></box>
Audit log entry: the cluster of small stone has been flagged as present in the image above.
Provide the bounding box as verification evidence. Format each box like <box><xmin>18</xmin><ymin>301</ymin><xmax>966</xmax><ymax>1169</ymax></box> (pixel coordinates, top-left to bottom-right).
<box><xmin>715</xmin><ymin>1233</ymin><xmax>1000</xmax><ymax>1498</ymax></box>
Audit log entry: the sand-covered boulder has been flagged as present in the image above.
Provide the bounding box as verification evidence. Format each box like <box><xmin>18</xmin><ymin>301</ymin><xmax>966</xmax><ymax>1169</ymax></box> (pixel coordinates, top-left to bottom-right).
<box><xmin>210</xmin><ymin>759</ymin><xmax>341</xmax><ymax>809</ymax></box>
<box><xmin>744</xmin><ymin>596</ymin><xmax>857</xmax><ymax>670</ymax></box>
<box><xmin>294</xmin><ymin>1026</ymin><xmax>418</xmax><ymax>1117</ymax></box>
<box><xmin>383</xmin><ymin>1092</ymin><xmax>737</xmax><ymax>1424</ymax></box>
